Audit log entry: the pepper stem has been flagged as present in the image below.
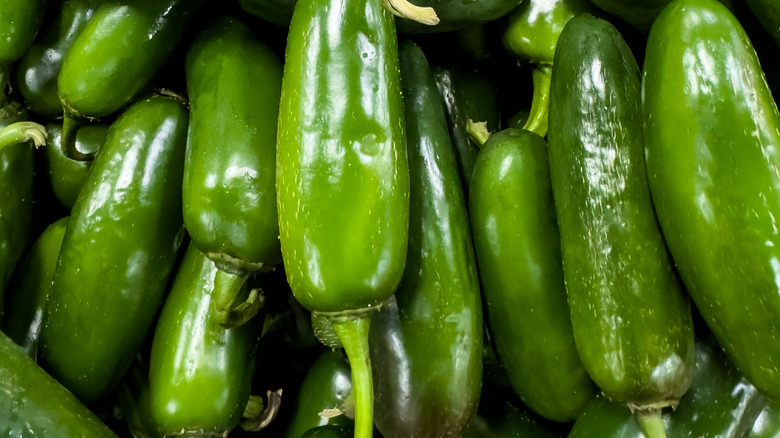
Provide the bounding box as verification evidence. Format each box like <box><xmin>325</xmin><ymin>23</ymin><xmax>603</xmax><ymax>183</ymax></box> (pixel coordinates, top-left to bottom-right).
<box><xmin>61</xmin><ymin>112</ymin><xmax>90</xmax><ymax>161</ymax></box>
<box><xmin>332</xmin><ymin>316</ymin><xmax>373</xmax><ymax>438</ymax></box>
<box><xmin>523</xmin><ymin>65</ymin><xmax>552</xmax><ymax>138</ymax></box>
<box><xmin>0</xmin><ymin>122</ymin><xmax>48</xmax><ymax>152</ymax></box>
<box><xmin>635</xmin><ymin>408</ymin><xmax>667</xmax><ymax>438</ymax></box>
<box><xmin>212</xmin><ymin>268</ymin><xmax>262</xmax><ymax>329</ymax></box>
<box><xmin>381</xmin><ymin>0</ymin><xmax>439</xmax><ymax>25</ymax></box>
<box><xmin>465</xmin><ymin>119</ymin><xmax>491</xmax><ymax>148</ymax></box>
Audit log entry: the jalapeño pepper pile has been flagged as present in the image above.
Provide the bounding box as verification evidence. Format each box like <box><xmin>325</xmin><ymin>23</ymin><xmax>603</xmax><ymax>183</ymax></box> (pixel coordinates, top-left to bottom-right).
<box><xmin>1</xmin><ymin>0</ymin><xmax>780</xmax><ymax>437</ymax></box>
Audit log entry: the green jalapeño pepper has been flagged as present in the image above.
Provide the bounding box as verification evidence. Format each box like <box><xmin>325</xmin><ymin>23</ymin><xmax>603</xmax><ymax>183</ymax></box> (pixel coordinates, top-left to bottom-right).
<box><xmin>2</xmin><ymin>217</ymin><xmax>68</xmax><ymax>358</ymax></box>
<box><xmin>369</xmin><ymin>40</ymin><xmax>482</xmax><ymax>438</ymax></box>
<box><xmin>0</xmin><ymin>105</ymin><xmax>47</xmax><ymax>321</ymax></box>
<box><xmin>433</xmin><ymin>63</ymin><xmax>500</xmax><ymax>194</ymax></box>
<box><xmin>548</xmin><ymin>14</ymin><xmax>695</xmax><ymax>437</ymax></box>
<box><xmin>0</xmin><ymin>332</ymin><xmax>117</xmax><ymax>437</ymax></box>
<box><xmin>643</xmin><ymin>0</ymin><xmax>780</xmax><ymax>403</ymax></box>
<box><xmin>569</xmin><ymin>333</ymin><xmax>766</xmax><ymax>438</ymax></box>
<box><xmin>462</xmin><ymin>387</ymin><xmax>563</xmax><ymax>438</ymax></box>
<box><xmin>751</xmin><ymin>403</ymin><xmax>780</xmax><ymax>438</ymax></box>
<box><xmin>501</xmin><ymin>0</ymin><xmax>594</xmax><ymax>137</ymax></box>
<box><xmin>58</xmin><ymin>0</ymin><xmax>203</xmax><ymax>160</ymax></box>
<box><xmin>43</xmin><ymin>123</ymin><xmax>107</xmax><ymax>210</ymax></box>
<box><xmin>469</xmin><ymin>128</ymin><xmax>595</xmax><ymax>422</ymax></box>
<box><xmin>277</xmin><ymin>0</ymin><xmax>409</xmax><ymax>434</ymax></box>
<box><xmin>183</xmin><ymin>15</ymin><xmax>283</xmax><ymax>327</ymax></box>
<box><xmin>284</xmin><ymin>349</ymin><xmax>354</xmax><ymax>438</ymax></box>
<box><xmin>15</xmin><ymin>0</ymin><xmax>102</xmax><ymax>118</ymax></box>
<box><xmin>395</xmin><ymin>0</ymin><xmax>521</xmax><ymax>33</ymax></box>
<box><xmin>0</xmin><ymin>0</ymin><xmax>47</xmax><ymax>103</ymax></box>
<box><xmin>39</xmin><ymin>94</ymin><xmax>188</xmax><ymax>405</ymax></box>
<box><xmin>149</xmin><ymin>243</ymin><xmax>261</xmax><ymax>436</ymax></box>
<box><xmin>117</xmin><ymin>355</ymin><xmax>164</xmax><ymax>438</ymax></box>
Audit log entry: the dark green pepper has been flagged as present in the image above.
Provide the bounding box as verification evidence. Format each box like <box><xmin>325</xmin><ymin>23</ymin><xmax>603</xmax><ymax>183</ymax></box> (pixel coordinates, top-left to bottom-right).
<box><xmin>396</xmin><ymin>0</ymin><xmax>521</xmax><ymax>33</ymax></box>
<box><xmin>367</xmin><ymin>39</ymin><xmax>482</xmax><ymax>438</ymax></box>
<box><xmin>302</xmin><ymin>425</ymin><xmax>356</xmax><ymax>438</ymax></box>
<box><xmin>469</xmin><ymin>128</ymin><xmax>595</xmax><ymax>422</ymax></box>
<box><xmin>149</xmin><ymin>243</ymin><xmax>261</xmax><ymax>436</ymax></box>
<box><xmin>238</xmin><ymin>0</ymin><xmax>297</xmax><ymax>26</ymax></box>
<box><xmin>462</xmin><ymin>387</ymin><xmax>564</xmax><ymax>438</ymax></box>
<box><xmin>117</xmin><ymin>355</ymin><xmax>164</xmax><ymax>438</ymax></box>
<box><xmin>569</xmin><ymin>334</ymin><xmax>766</xmax><ymax>438</ymax></box>
<box><xmin>501</xmin><ymin>0</ymin><xmax>594</xmax><ymax>137</ymax></box>
<box><xmin>548</xmin><ymin>14</ymin><xmax>695</xmax><ymax>436</ymax></box>
<box><xmin>0</xmin><ymin>331</ymin><xmax>117</xmax><ymax>437</ymax></box>
<box><xmin>433</xmin><ymin>64</ymin><xmax>500</xmax><ymax>194</ymax></box>
<box><xmin>277</xmin><ymin>0</ymin><xmax>409</xmax><ymax>434</ymax></box>
<box><xmin>0</xmin><ymin>102</ymin><xmax>37</xmax><ymax>319</ymax></box>
<box><xmin>43</xmin><ymin>123</ymin><xmax>107</xmax><ymax>210</ymax></box>
<box><xmin>284</xmin><ymin>349</ymin><xmax>354</xmax><ymax>438</ymax></box>
<box><xmin>14</xmin><ymin>0</ymin><xmax>102</xmax><ymax>118</ymax></box>
<box><xmin>183</xmin><ymin>15</ymin><xmax>282</xmax><ymax>326</ymax></box>
<box><xmin>643</xmin><ymin>0</ymin><xmax>780</xmax><ymax>403</ymax></box>
<box><xmin>0</xmin><ymin>0</ymin><xmax>47</xmax><ymax>102</ymax></box>
<box><xmin>745</xmin><ymin>0</ymin><xmax>780</xmax><ymax>47</ymax></box>
<box><xmin>39</xmin><ymin>94</ymin><xmax>188</xmax><ymax>404</ymax></box>
<box><xmin>2</xmin><ymin>216</ymin><xmax>67</xmax><ymax>358</ymax></box>
<box><xmin>58</xmin><ymin>0</ymin><xmax>203</xmax><ymax>159</ymax></box>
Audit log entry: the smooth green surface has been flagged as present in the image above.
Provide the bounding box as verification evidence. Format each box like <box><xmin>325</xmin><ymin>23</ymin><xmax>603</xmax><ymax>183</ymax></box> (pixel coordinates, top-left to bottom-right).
<box><xmin>277</xmin><ymin>0</ymin><xmax>409</xmax><ymax>313</ymax></box>
<box><xmin>238</xmin><ymin>0</ymin><xmax>297</xmax><ymax>26</ymax></box>
<box><xmin>39</xmin><ymin>95</ymin><xmax>188</xmax><ymax>404</ymax></box>
<box><xmin>433</xmin><ymin>64</ymin><xmax>500</xmax><ymax>195</ymax></box>
<box><xmin>469</xmin><ymin>128</ymin><xmax>594</xmax><ymax>422</ymax></box>
<box><xmin>750</xmin><ymin>403</ymin><xmax>780</xmax><ymax>438</ymax></box>
<box><xmin>0</xmin><ymin>331</ymin><xmax>117</xmax><ymax>437</ymax></box>
<box><xmin>0</xmin><ymin>101</ymin><xmax>33</xmax><ymax>319</ymax></box>
<box><xmin>369</xmin><ymin>40</ymin><xmax>482</xmax><ymax>438</ymax></box>
<box><xmin>0</xmin><ymin>0</ymin><xmax>47</xmax><ymax>65</ymax></box>
<box><xmin>569</xmin><ymin>335</ymin><xmax>766</xmax><ymax>438</ymax></box>
<box><xmin>43</xmin><ymin>123</ymin><xmax>107</xmax><ymax>210</ymax></box>
<box><xmin>2</xmin><ymin>217</ymin><xmax>67</xmax><ymax>358</ymax></box>
<box><xmin>548</xmin><ymin>15</ymin><xmax>694</xmax><ymax>407</ymax></box>
<box><xmin>301</xmin><ymin>425</ymin><xmax>355</xmax><ymax>438</ymax></box>
<box><xmin>643</xmin><ymin>0</ymin><xmax>780</xmax><ymax>402</ymax></box>
<box><xmin>588</xmin><ymin>0</ymin><xmax>669</xmax><ymax>31</ymax></box>
<box><xmin>396</xmin><ymin>0</ymin><xmax>522</xmax><ymax>33</ymax></box>
<box><xmin>15</xmin><ymin>0</ymin><xmax>101</xmax><ymax>117</ymax></box>
<box><xmin>58</xmin><ymin>0</ymin><xmax>202</xmax><ymax>119</ymax></box>
<box><xmin>117</xmin><ymin>355</ymin><xmax>164</xmax><ymax>438</ymax></box>
<box><xmin>284</xmin><ymin>349</ymin><xmax>354</xmax><ymax>438</ymax></box>
<box><xmin>462</xmin><ymin>387</ymin><xmax>561</xmax><ymax>438</ymax></box>
<box><xmin>184</xmin><ymin>15</ymin><xmax>283</xmax><ymax>274</ymax></box>
<box><xmin>149</xmin><ymin>243</ymin><xmax>259</xmax><ymax>435</ymax></box>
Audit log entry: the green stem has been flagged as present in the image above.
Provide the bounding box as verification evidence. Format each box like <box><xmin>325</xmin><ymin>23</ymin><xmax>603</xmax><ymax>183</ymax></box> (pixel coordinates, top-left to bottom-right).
<box><xmin>465</xmin><ymin>119</ymin><xmax>491</xmax><ymax>148</ymax></box>
<box><xmin>62</xmin><ymin>112</ymin><xmax>90</xmax><ymax>161</ymax></box>
<box><xmin>332</xmin><ymin>316</ymin><xmax>373</xmax><ymax>438</ymax></box>
<box><xmin>0</xmin><ymin>122</ymin><xmax>48</xmax><ymax>152</ymax></box>
<box><xmin>212</xmin><ymin>268</ymin><xmax>260</xmax><ymax>328</ymax></box>
<box><xmin>523</xmin><ymin>65</ymin><xmax>552</xmax><ymax>138</ymax></box>
<box><xmin>635</xmin><ymin>409</ymin><xmax>667</xmax><ymax>438</ymax></box>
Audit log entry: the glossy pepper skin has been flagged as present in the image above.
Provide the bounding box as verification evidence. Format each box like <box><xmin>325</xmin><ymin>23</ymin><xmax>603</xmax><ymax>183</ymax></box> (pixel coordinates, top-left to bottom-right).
<box><xmin>302</xmin><ymin>425</ymin><xmax>356</xmax><ymax>438</ymax></box>
<box><xmin>643</xmin><ymin>0</ymin><xmax>780</xmax><ymax>402</ymax></box>
<box><xmin>149</xmin><ymin>243</ymin><xmax>261</xmax><ymax>436</ymax></box>
<box><xmin>284</xmin><ymin>349</ymin><xmax>354</xmax><ymax>438</ymax></box>
<box><xmin>43</xmin><ymin>123</ymin><xmax>107</xmax><ymax>210</ymax></box>
<box><xmin>745</xmin><ymin>0</ymin><xmax>780</xmax><ymax>47</ymax></box>
<box><xmin>2</xmin><ymin>217</ymin><xmax>67</xmax><ymax>358</ymax></box>
<box><xmin>184</xmin><ymin>15</ymin><xmax>283</xmax><ymax>273</ymax></box>
<box><xmin>568</xmin><ymin>334</ymin><xmax>766</xmax><ymax>438</ymax></box>
<box><xmin>117</xmin><ymin>355</ymin><xmax>164</xmax><ymax>438</ymax></box>
<box><xmin>0</xmin><ymin>332</ymin><xmax>117</xmax><ymax>437</ymax></box>
<box><xmin>0</xmin><ymin>102</ymin><xmax>34</xmax><ymax>318</ymax></box>
<box><xmin>0</xmin><ymin>0</ymin><xmax>47</xmax><ymax>89</ymax></box>
<box><xmin>548</xmin><ymin>13</ymin><xmax>695</xmax><ymax>428</ymax></box>
<box><xmin>469</xmin><ymin>128</ymin><xmax>595</xmax><ymax>422</ymax></box>
<box><xmin>751</xmin><ymin>403</ymin><xmax>780</xmax><ymax>438</ymax></box>
<box><xmin>39</xmin><ymin>94</ymin><xmax>188</xmax><ymax>405</ymax></box>
<box><xmin>367</xmin><ymin>40</ymin><xmax>482</xmax><ymax>438</ymax></box>
<box><xmin>277</xmin><ymin>0</ymin><xmax>408</xmax><ymax>434</ymax></box>
<box><xmin>501</xmin><ymin>0</ymin><xmax>594</xmax><ymax>137</ymax></box>
<box><xmin>14</xmin><ymin>0</ymin><xmax>101</xmax><ymax>117</ymax></box>
<box><xmin>58</xmin><ymin>0</ymin><xmax>203</xmax><ymax>121</ymax></box>
<box><xmin>277</xmin><ymin>0</ymin><xmax>408</xmax><ymax>314</ymax></box>
<box><xmin>433</xmin><ymin>64</ymin><xmax>500</xmax><ymax>195</ymax></box>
